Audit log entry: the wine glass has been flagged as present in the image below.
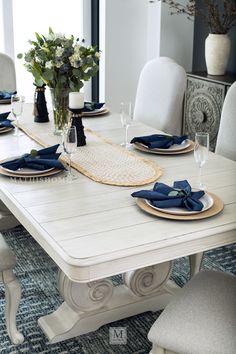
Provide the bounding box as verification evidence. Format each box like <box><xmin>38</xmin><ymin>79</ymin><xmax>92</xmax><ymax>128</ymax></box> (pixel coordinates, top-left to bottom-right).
<box><xmin>194</xmin><ymin>132</ymin><xmax>209</xmax><ymax>190</ymax></box>
<box><xmin>63</xmin><ymin>126</ymin><xmax>77</xmax><ymax>179</ymax></box>
<box><xmin>120</xmin><ymin>101</ymin><xmax>133</xmax><ymax>149</ymax></box>
<box><xmin>11</xmin><ymin>94</ymin><xmax>25</xmax><ymax>136</ymax></box>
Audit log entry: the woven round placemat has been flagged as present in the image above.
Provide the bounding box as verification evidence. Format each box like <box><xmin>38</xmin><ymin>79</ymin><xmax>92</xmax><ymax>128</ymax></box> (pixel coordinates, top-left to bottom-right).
<box><xmin>135</xmin><ymin>192</ymin><xmax>224</xmax><ymax>220</ymax></box>
<box><xmin>17</xmin><ymin>123</ymin><xmax>162</xmax><ymax>186</ymax></box>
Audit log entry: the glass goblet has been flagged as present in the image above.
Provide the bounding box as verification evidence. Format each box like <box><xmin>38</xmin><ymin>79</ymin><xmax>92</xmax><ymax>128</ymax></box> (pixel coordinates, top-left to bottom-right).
<box><xmin>120</xmin><ymin>101</ymin><xmax>133</xmax><ymax>149</ymax></box>
<box><xmin>194</xmin><ymin>132</ymin><xmax>209</xmax><ymax>190</ymax></box>
<box><xmin>11</xmin><ymin>94</ymin><xmax>25</xmax><ymax>136</ymax></box>
<box><xmin>63</xmin><ymin>125</ymin><xmax>77</xmax><ymax>179</ymax></box>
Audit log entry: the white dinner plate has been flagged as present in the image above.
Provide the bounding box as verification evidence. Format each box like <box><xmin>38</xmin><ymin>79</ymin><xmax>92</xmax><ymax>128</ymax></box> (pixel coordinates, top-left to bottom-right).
<box><xmin>145</xmin><ymin>192</ymin><xmax>214</xmax><ymax>215</ymax></box>
<box><xmin>0</xmin><ymin>156</ymin><xmax>54</xmax><ymax>176</ymax></box>
<box><xmin>140</xmin><ymin>139</ymin><xmax>190</xmax><ymax>152</ymax></box>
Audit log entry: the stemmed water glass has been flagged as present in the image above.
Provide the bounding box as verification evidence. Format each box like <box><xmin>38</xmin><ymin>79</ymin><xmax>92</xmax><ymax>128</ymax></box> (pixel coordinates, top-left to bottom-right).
<box><xmin>194</xmin><ymin>132</ymin><xmax>209</xmax><ymax>190</ymax></box>
<box><xmin>11</xmin><ymin>94</ymin><xmax>25</xmax><ymax>136</ymax></box>
<box><xmin>63</xmin><ymin>126</ymin><xmax>77</xmax><ymax>179</ymax></box>
<box><xmin>120</xmin><ymin>101</ymin><xmax>133</xmax><ymax>149</ymax></box>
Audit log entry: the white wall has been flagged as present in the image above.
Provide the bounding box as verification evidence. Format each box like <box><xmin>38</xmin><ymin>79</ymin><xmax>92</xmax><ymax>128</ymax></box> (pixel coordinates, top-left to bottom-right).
<box><xmin>100</xmin><ymin>0</ymin><xmax>148</xmax><ymax>112</ymax></box>
<box><xmin>147</xmin><ymin>0</ymin><xmax>161</xmax><ymax>60</ymax></box>
<box><xmin>159</xmin><ymin>1</ymin><xmax>194</xmax><ymax>71</ymax></box>
<box><xmin>100</xmin><ymin>0</ymin><xmax>194</xmax><ymax>113</ymax></box>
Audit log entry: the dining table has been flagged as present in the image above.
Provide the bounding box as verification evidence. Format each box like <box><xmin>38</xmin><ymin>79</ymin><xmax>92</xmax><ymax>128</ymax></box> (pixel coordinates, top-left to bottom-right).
<box><xmin>0</xmin><ymin>103</ymin><xmax>235</xmax><ymax>344</ymax></box>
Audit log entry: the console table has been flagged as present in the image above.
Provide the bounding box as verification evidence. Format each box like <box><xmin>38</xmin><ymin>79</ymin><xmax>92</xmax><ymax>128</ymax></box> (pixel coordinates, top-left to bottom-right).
<box><xmin>183</xmin><ymin>72</ymin><xmax>236</xmax><ymax>151</ymax></box>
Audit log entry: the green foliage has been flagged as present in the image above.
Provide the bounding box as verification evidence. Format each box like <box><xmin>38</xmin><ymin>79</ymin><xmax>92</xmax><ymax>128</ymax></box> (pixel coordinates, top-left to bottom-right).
<box><xmin>18</xmin><ymin>27</ymin><xmax>100</xmax><ymax>90</ymax></box>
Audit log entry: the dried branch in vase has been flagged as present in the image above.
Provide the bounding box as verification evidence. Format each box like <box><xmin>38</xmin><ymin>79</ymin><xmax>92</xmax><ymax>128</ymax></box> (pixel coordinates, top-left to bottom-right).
<box><xmin>160</xmin><ymin>0</ymin><xmax>236</xmax><ymax>34</ymax></box>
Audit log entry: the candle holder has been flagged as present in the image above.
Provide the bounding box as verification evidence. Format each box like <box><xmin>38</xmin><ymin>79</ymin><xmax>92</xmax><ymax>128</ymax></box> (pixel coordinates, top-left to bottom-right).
<box><xmin>69</xmin><ymin>108</ymin><xmax>86</xmax><ymax>146</ymax></box>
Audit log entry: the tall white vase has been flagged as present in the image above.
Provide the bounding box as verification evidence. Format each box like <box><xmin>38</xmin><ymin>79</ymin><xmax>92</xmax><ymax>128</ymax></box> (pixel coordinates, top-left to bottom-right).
<box><xmin>205</xmin><ymin>34</ymin><xmax>231</xmax><ymax>75</ymax></box>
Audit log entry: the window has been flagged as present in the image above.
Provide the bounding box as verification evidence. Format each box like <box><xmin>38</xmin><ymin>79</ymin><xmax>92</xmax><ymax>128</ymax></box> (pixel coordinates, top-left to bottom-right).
<box><xmin>1</xmin><ymin>0</ymin><xmax>91</xmax><ymax>103</ymax></box>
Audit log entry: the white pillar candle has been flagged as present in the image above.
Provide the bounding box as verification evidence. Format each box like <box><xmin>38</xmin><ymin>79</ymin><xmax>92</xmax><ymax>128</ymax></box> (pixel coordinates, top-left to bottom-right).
<box><xmin>69</xmin><ymin>92</ymin><xmax>84</xmax><ymax>109</ymax></box>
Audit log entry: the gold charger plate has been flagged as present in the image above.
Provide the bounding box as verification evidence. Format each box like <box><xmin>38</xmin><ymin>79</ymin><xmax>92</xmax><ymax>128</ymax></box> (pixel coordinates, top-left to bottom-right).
<box><xmin>135</xmin><ymin>192</ymin><xmax>224</xmax><ymax>220</ymax></box>
<box><xmin>82</xmin><ymin>107</ymin><xmax>110</xmax><ymax>117</ymax></box>
<box><xmin>0</xmin><ymin>167</ymin><xmax>62</xmax><ymax>178</ymax></box>
<box><xmin>134</xmin><ymin>140</ymin><xmax>194</xmax><ymax>155</ymax></box>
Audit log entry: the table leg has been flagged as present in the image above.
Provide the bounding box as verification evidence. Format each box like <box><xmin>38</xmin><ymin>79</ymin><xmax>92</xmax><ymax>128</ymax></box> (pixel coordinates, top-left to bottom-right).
<box><xmin>189</xmin><ymin>252</ymin><xmax>204</xmax><ymax>278</ymax></box>
<box><xmin>38</xmin><ymin>261</ymin><xmax>179</xmax><ymax>343</ymax></box>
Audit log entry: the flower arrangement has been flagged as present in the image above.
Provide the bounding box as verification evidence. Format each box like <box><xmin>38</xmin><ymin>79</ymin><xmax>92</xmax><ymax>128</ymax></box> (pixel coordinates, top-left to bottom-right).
<box><xmin>18</xmin><ymin>27</ymin><xmax>100</xmax><ymax>134</ymax></box>
<box><xmin>159</xmin><ymin>0</ymin><xmax>236</xmax><ymax>34</ymax></box>
<box><xmin>17</xmin><ymin>27</ymin><xmax>100</xmax><ymax>91</ymax></box>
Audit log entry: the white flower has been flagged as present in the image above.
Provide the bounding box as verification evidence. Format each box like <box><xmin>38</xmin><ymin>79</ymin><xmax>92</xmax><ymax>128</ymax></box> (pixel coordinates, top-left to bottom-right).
<box><xmin>95</xmin><ymin>52</ymin><xmax>100</xmax><ymax>59</ymax></box>
<box><xmin>74</xmin><ymin>44</ymin><xmax>81</xmax><ymax>54</ymax></box>
<box><xmin>69</xmin><ymin>53</ymin><xmax>81</xmax><ymax>68</ymax></box>
<box><xmin>45</xmin><ymin>60</ymin><xmax>53</xmax><ymax>69</ymax></box>
<box><xmin>45</xmin><ymin>32</ymin><xmax>65</xmax><ymax>41</ymax></box>
<box><xmin>55</xmin><ymin>46</ymin><xmax>64</xmax><ymax>57</ymax></box>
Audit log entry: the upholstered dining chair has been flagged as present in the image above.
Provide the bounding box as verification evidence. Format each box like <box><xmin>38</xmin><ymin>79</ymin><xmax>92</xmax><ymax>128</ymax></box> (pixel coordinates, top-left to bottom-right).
<box><xmin>215</xmin><ymin>81</ymin><xmax>236</xmax><ymax>161</ymax></box>
<box><xmin>133</xmin><ymin>56</ymin><xmax>186</xmax><ymax>135</ymax></box>
<box><xmin>0</xmin><ymin>52</ymin><xmax>17</xmax><ymax>91</ymax></box>
<box><xmin>148</xmin><ymin>270</ymin><xmax>236</xmax><ymax>354</ymax></box>
<box><xmin>0</xmin><ymin>233</ymin><xmax>24</xmax><ymax>344</ymax></box>
<box><xmin>0</xmin><ymin>201</ymin><xmax>20</xmax><ymax>230</ymax></box>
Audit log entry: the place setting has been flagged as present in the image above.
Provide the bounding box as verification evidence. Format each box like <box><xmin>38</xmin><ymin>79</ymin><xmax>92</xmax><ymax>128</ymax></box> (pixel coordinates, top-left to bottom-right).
<box><xmin>81</xmin><ymin>102</ymin><xmax>109</xmax><ymax>117</ymax></box>
<box><xmin>0</xmin><ymin>90</ymin><xmax>17</xmax><ymax>104</ymax></box>
<box><xmin>0</xmin><ymin>111</ymin><xmax>15</xmax><ymax>134</ymax></box>
<box><xmin>0</xmin><ymin>144</ymin><xmax>66</xmax><ymax>179</ymax></box>
<box><xmin>131</xmin><ymin>132</ymin><xmax>224</xmax><ymax>220</ymax></box>
<box><xmin>130</xmin><ymin>133</ymin><xmax>194</xmax><ymax>155</ymax></box>
<box><xmin>131</xmin><ymin>179</ymin><xmax>223</xmax><ymax>221</ymax></box>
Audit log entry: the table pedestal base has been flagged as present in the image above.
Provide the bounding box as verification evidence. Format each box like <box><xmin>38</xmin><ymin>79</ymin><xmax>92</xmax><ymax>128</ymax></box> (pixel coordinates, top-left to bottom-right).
<box><xmin>38</xmin><ymin>279</ymin><xmax>178</xmax><ymax>343</ymax></box>
<box><xmin>38</xmin><ymin>255</ymin><xmax>203</xmax><ymax>343</ymax></box>
<box><xmin>38</xmin><ymin>261</ymin><xmax>179</xmax><ymax>343</ymax></box>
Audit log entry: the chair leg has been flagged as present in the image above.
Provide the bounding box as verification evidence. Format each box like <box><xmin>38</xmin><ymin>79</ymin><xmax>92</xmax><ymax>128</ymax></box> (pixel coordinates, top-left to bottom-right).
<box><xmin>3</xmin><ymin>269</ymin><xmax>24</xmax><ymax>344</ymax></box>
<box><xmin>0</xmin><ymin>200</ymin><xmax>20</xmax><ymax>231</ymax></box>
<box><xmin>189</xmin><ymin>252</ymin><xmax>204</xmax><ymax>278</ymax></box>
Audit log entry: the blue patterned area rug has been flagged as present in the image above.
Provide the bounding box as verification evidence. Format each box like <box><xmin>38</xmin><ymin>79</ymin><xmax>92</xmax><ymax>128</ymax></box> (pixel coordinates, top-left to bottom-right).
<box><xmin>0</xmin><ymin>226</ymin><xmax>235</xmax><ymax>354</ymax></box>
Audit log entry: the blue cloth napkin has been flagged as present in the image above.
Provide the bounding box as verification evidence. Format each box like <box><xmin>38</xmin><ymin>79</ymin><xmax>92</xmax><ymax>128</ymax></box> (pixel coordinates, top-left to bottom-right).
<box><xmin>83</xmin><ymin>102</ymin><xmax>105</xmax><ymax>112</ymax></box>
<box><xmin>130</xmin><ymin>134</ymin><xmax>188</xmax><ymax>149</ymax></box>
<box><xmin>0</xmin><ymin>144</ymin><xmax>65</xmax><ymax>171</ymax></box>
<box><xmin>0</xmin><ymin>112</ymin><xmax>14</xmax><ymax>129</ymax></box>
<box><xmin>0</xmin><ymin>91</ymin><xmax>17</xmax><ymax>100</ymax></box>
<box><xmin>132</xmin><ymin>180</ymin><xmax>205</xmax><ymax>211</ymax></box>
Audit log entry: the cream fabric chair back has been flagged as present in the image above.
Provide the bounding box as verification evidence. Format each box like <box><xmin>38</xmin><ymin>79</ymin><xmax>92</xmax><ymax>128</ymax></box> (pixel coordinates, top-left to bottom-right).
<box><xmin>215</xmin><ymin>82</ymin><xmax>236</xmax><ymax>161</ymax></box>
<box><xmin>0</xmin><ymin>53</ymin><xmax>17</xmax><ymax>91</ymax></box>
<box><xmin>133</xmin><ymin>57</ymin><xmax>186</xmax><ymax>135</ymax></box>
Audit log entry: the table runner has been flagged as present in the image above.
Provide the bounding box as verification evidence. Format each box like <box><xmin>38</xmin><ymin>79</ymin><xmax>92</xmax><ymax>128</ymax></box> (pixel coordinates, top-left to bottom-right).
<box><xmin>17</xmin><ymin>121</ymin><xmax>162</xmax><ymax>186</ymax></box>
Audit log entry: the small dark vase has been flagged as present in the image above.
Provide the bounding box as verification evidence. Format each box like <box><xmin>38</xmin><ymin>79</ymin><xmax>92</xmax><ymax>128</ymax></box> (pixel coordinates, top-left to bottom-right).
<box><xmin>33</xmin><ymin>85</ymin><xmax>49</xmax><ymax>123</ymax></box>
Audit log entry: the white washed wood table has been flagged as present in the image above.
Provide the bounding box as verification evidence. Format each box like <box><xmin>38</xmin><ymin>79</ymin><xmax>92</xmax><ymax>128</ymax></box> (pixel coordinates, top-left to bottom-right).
<box><xmin>0</xmin><ymin>105</ymin><xmax>236</xmax><ymax>343</ymax></box>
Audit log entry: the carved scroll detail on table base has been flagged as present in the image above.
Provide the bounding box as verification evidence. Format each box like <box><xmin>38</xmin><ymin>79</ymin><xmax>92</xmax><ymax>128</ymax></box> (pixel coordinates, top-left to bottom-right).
<box><xmin>123</xmin><ymin>261</ymin><xmax>173</xmax><ymax>296</ymax></box>
<box><xmin>38</xmin><ymin>263</ymin><xmax>178</xmax><ymax>344</ymax></box>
